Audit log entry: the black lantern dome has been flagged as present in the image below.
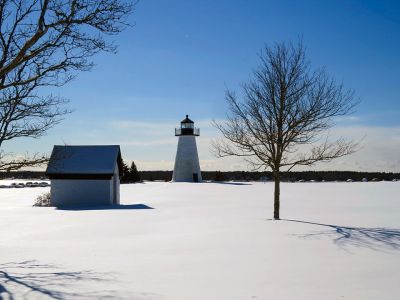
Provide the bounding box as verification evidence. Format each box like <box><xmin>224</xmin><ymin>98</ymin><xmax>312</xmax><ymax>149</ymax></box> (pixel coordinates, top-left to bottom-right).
<box><xmin>181</xmin><ymin>114</ymin><xmax>194</xmax><ymax>124</ymax></box>
<box><xmin>175</xmin><ymin>114</ymin><xmax>200</xmax><ymax>136</ymax></box>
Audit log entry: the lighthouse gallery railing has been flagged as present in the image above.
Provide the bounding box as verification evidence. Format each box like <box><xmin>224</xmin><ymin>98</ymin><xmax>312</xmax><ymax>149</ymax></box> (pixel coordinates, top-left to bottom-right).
<box><xmin>175</xmin><ymin>128</ymin><xmax>200</xmax><ymax>136</ymax></box>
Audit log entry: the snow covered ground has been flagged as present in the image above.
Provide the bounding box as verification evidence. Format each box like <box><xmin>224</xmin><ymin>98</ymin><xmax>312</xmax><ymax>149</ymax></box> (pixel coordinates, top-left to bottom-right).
<box><xmin>0</xmin><ymin>180</ymin><xmax>399</xmax><ymax>299</ymax></box>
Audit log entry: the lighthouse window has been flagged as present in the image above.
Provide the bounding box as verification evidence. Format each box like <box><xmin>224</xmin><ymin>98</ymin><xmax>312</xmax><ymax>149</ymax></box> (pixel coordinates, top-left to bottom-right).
<box><xmin>182</xmin><ymin>123</ymin><xmax>194</xmax><ymax>129</ymax></box>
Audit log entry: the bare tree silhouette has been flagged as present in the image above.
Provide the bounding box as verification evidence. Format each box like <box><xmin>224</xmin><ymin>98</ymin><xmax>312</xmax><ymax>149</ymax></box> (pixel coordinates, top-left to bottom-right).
<box><xmin>213</xmin><ymin>41</ymin><xmax>359</xmax><ymax>219</ymax></box>
<box><xmin>0</xmin><ymin>0</ymin><xmax>135</xmax><ymax>171</ymax></box>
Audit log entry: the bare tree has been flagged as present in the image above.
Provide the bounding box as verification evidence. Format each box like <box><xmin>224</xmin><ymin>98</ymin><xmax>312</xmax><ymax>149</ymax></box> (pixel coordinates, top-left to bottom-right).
<box><xmin>0</xmin><ymin>0</ymin><xmax>134</xmax><ymax>171</ymax></box>
<box><xmin>213</xmin><ymin>41</ymin><xmax>359</xmax><ymax>220</ymax></box>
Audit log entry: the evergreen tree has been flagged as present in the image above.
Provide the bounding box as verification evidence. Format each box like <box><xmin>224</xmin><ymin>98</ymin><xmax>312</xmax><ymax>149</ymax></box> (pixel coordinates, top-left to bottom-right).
<box><xmin>120</xmin><ymin>159</ymin><xmax>130</xmax><ymax>183</ymax></box>
<box><xmin>214</xmin><ymin>171</ymin><xmax>225</xmax><ymax>182</ymax></box>
<box><xmin>129</xmin><ymin>161</ymin><xmax>141</xmax><ymax>183</ymax></box>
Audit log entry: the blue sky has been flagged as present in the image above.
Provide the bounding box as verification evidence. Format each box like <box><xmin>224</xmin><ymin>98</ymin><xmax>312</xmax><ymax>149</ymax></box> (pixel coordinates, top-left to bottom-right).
<box><xmin>6</xmin><ymin>0</ymin><xmax>400</xmax><ymax>171</ymax></box>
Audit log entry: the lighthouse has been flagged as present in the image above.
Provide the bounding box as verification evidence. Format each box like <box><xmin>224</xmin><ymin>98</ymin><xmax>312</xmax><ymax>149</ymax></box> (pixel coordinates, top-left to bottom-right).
<box><xmin>172</xmin><ymin>115</ymin><xmax>202</xmax><ymax>182</ymax></box>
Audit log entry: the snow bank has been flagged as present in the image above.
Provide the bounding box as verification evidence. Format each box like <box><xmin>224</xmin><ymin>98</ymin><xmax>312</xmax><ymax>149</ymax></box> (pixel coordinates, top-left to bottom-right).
<box><xmin>0</xmin><ymin>181</ymin><xmax>399</xmax><ymax>299</ymax></box>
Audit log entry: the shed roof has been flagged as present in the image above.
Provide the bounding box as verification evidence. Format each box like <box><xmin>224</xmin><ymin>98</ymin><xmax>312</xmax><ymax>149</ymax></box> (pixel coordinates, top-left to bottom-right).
<box><xmin>46</xmin><ymin>145</ymin><xmax>122</xmax><ymax>179</ymax></box>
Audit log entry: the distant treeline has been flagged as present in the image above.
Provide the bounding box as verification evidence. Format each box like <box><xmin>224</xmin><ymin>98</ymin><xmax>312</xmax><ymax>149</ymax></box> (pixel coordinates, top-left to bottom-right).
<box><xmin>131</xmin><ymin>170</ymin><xmax>400</xmax><ymax>182</ymax></box>
<box><xmin>2</xmin><ymin>170</ymin><xmax>399</xmax><ymax>182</ymax></box>
<box><xmin>0</xmin><ymin>171</ymin><xmax>47</xmax><ymax>180</ymax></box>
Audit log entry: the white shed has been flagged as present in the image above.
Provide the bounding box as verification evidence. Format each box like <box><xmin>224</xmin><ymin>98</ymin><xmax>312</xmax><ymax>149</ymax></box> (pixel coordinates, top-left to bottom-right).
<box><xmin>45</xmin><ymin>145</ymin><xmax>122</xmax><ymax>206</ymax></box>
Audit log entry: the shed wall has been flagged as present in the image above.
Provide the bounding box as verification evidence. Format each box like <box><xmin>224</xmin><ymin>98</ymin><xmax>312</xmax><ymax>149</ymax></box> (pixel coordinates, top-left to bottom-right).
<box><xmin>51</xmin><ymin>179</ymin><xmax>112</xmax><ymax>206</ymax></box>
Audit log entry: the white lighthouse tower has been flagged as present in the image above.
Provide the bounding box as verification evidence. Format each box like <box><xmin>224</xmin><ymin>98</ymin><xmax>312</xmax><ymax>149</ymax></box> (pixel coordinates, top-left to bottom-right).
<box><xmin>172</xmin><ymin>115</ymin><xmax>202</xmax><ymax>182</ymax></box>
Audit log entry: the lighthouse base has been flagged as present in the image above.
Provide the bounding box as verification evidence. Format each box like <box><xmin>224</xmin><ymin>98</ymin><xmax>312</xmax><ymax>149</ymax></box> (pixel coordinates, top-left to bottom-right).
<box><xmin>172</xmin><ymin>135</ymin><xmax>202</xmax><ymax>182</ymax></box>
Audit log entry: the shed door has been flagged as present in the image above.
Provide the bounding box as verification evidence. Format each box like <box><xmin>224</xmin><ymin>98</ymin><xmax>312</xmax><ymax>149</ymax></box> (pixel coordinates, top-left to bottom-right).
<box><xmin>193</xmin><ymin>173</ymin><xmax>199</xmax><ymax>182</ymax></box>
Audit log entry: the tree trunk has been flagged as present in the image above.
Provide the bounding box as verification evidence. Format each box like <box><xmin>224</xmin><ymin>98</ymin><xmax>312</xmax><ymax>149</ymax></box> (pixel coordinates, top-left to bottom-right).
<box><xmin>273</xmin><ymin>171</ymin><xmax>280</xmax><ymax>220</ymax></box>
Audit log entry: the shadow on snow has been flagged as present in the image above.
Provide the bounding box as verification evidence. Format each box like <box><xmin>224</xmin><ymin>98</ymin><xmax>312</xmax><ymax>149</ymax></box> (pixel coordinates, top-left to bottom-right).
<box><xmin>56</xmin><ymin>204</ymin><xmax>154</xmax><ymax>211</ymax></box>
<box><xmin>208</xmin><ymin>181</ymin><xmax>252</xmax><ymax>186</ymax></box>
<box><xmin>0</xmin><ymin>260</ymin><xmax>130</xmax><ymax>299</ymax></box>
<box><xmin>276</xmin><ymin>219</ymin><xmax>400</xmax><ymax>251</ymax></box>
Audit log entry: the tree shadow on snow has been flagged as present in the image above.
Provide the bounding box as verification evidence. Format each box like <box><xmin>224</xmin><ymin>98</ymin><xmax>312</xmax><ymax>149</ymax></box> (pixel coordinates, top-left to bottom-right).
<box><xmin>278</xmin><ymin>219</ymin><xmax>400</xmax><ymax>252</ymax></box>
<box><xmin>56</xmin><ymin>204</ymin><xmax>154</xmax><ymax>211</ymax></box>
<box><xmin>0</xmin><ymin>260</ymin><xmax>137</xmax><ymax>299</ymax></box>
<box><xmin>209</xmin><ymin>181</ymin><xmax>252</xmax><ymax>186</ymax></box>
